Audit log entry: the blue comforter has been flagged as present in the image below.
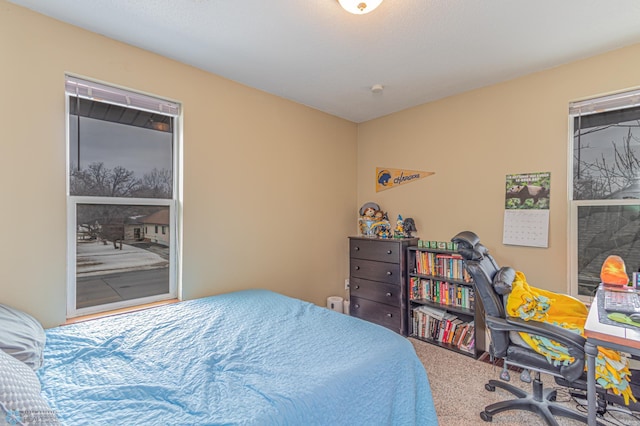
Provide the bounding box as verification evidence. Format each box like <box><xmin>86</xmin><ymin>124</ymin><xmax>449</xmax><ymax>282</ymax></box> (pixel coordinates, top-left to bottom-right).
<box><xmin>38</xmin><ymin>290</ymin><xmax>437</xmax><ymax>425</ymax></box>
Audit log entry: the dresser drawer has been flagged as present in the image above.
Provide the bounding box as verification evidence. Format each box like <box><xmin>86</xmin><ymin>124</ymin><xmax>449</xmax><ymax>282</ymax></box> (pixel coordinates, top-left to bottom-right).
<box><xmin>350</xmin><ymin>258</ymin><xmax>400</xmax><ymax>284</ymax></box>
<box><xmin>349</xmin><ymin>239</ymin><xmax>401</xmax><ymax>263</ymax></box>
<box><xmin>350</xmin><ymin>278</ymin><xmax>400</xmax><ymax>306</ymax></box>
<box><xmin>350</xmin><ymin>296</ymin><xmax>401</xmax><ymax>332</ymax></box>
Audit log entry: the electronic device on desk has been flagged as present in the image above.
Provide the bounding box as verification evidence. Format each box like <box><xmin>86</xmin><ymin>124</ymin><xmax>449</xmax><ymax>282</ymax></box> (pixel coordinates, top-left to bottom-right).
<box><xmin>603</xmin><ymin>287</ymin><xmax>640</xmax><ymax>315</ymax></box>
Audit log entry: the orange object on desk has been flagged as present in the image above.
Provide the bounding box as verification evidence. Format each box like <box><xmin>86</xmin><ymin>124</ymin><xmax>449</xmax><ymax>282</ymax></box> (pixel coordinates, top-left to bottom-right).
<box><xmin>600</xmin><ymin>255</ymin><xmax>629</xmax><ymax>286</ymax></box>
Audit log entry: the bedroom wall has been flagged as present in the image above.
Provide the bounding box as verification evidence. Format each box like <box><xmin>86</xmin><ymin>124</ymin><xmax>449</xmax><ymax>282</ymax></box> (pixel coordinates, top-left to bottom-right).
<box><xmin>357</xmin><ymin>42</ymin><xmax>640</xmax><ymax>294</ymax></box>
<box><xmin>0</xmin><ymin>2</ymin><xmax>357</xmax><ymax>328</ymax></box>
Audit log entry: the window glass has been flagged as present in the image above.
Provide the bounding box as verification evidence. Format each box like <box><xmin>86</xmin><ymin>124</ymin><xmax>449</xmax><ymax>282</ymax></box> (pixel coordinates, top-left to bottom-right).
<box><xmin>573</xmin><ymin>106</ymin><xmax>640</xmax><ymax>201</ymax></box>
<box><xmin>69</xmin><ymin>98</ymin><xmax>173</xmax><ymax>199</ymax></box>
<box><xmin>576</xmin><ymin>205</ymin><xmax>640</xmax><ymax>296</ymax></box>
<box><xmin>75</xmin><ymin>204</ymin><xmax>170</xmax><ymax>309</ymax></box>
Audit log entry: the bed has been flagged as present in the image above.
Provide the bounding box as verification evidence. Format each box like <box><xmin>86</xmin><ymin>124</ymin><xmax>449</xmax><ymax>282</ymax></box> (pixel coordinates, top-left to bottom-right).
<box><xmin>4</xmin><ymin>289</ymin><xmax>437</xmax><ymax>425</ymax></box>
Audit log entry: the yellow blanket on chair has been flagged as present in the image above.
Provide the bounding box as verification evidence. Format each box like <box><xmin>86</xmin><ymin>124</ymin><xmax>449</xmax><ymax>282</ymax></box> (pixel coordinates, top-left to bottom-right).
<box><xmin>506</xmin><ymin>271</ymin><xmax>636</xmax><ymax>405</ymax></box>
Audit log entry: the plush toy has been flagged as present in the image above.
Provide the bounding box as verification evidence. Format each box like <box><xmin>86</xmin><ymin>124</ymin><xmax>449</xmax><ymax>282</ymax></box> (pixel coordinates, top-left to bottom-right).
<box><xmin>359</xmin><ymin>202</ymin><xmax>380</xmax><ymax>217</ymax></box>
<box><xmin>361</xmin><ymin>206</ymin><xmax>376</xmax><ymax>218</ymax></box>
<box><xmin>370</xmin><ymin>209</ymin><xmax>391</xmax><ymax>238</ymax></box>
<box><xmin>358</xmin><ymin>202</ymin><xmax>380</xmax><ymax>237</ymax></box>
<box><xmin>373</xmin><ymin>221</ymin><xmax>392</xmax><ymax>239</ymax></box>
<box><xmin>374</xmin><ymin>209</ymin><xmax>387</xmax><ymax>221</ymax></box>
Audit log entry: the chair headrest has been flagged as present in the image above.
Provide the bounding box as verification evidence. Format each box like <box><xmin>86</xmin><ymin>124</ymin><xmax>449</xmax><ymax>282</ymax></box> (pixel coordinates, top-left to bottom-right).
<box><xmin>456</xmin><ymin>238</ymin><xmax>490</xmax><ymax>262</ymax></box>
<box><xmin>458</xmin><ymin>247</ymin><xmax>483</xmax><ymax>261</ymax></box>
<box><xmin>451</xmin><ymin>231</ymin><xmax>480</xmax><ymax>249</ymax></box>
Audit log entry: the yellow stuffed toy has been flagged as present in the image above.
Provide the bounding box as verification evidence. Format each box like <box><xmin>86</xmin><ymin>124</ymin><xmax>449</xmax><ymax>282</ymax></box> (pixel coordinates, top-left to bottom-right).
<box><xmin>506</xmin><ymin>271</ymin><xmax>636</xmax><ymax>405</ymax></box>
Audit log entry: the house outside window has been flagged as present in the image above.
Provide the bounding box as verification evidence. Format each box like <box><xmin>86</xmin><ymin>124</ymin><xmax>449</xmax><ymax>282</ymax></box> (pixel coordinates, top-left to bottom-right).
<box><xmin>66</xmin><ymin>75</ymin><xmax>181</xmax><ymax>318</ymax></box>
<box><xmin>142</xmin><ymin>211</ymin><xmax>170</xmax><ymax>246</ymax></box>
<box><xmin>569</xmin><ymin>89</ymin><xmax>640</xmax><ymax>299</ymax></box>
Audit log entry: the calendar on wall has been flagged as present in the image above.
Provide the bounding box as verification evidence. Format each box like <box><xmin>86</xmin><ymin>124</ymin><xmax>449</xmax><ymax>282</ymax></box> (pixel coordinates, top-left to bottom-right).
<box><xmin>503</xmin><ymin>209</ymin><xmax>549</xmax><ymax>247</ymax></box>
<box><xmin>502</xmin><ymin>172</ymin><xmax>550</xmax><ymax>248</ymax></box>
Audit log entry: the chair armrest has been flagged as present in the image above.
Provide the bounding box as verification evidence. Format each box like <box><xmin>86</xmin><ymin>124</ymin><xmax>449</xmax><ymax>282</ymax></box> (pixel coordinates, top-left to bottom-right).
<box><xmin>486</xmin><ymin>315</ymin><xmax>586</xmax><ymax>352</ymax></box>
<box><xmin>486</xmin><ymin>315</ymin><xmax>587</xmax><ymax>382</ymax></box>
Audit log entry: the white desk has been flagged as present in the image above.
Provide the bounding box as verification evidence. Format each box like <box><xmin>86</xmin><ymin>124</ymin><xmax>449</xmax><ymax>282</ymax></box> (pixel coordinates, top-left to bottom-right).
<box><xmin>584</xmin><ymin>290</ymin><xmax>640</xmax><ymax>425</ymax></box>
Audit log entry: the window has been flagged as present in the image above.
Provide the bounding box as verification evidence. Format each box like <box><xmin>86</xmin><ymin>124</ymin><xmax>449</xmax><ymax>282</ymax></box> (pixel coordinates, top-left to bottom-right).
<box><xmin>66</xmin><ymin>75</ymin><xmax>181</xmax><ymax>317</ymax></box>
<box><xmin>569</xmin><ymin>89</ymin><xmax>640</xmax><ymax>299</ymax></box>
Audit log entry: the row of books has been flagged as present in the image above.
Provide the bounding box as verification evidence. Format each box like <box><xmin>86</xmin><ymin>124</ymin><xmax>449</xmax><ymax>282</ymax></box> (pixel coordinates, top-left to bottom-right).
<box><xmin>411</xmin><ymin>305</ymin><xmax>475</xmax><ymax>354</ymax></box>
<box><xmin>413</xmin><ymin>251</ymin><xmax>472</xmax><ymax>283</ymax></box>
<box><xmin>409</xmin><ymin>277</ymin><xmax>475</xmax><ymax>309</ymax></box>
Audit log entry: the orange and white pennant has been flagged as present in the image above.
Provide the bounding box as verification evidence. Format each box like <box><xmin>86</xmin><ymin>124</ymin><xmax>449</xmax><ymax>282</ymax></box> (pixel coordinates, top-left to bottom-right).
<box><xmin>375</xmin><ymin>167</ymin><xmax>434</xmax><ymax>192</ymax></box>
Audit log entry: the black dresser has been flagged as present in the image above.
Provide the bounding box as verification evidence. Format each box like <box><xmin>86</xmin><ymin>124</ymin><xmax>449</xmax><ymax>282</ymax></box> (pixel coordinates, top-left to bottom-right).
<box><xmin>348</xmin><ymin>236</ymin><xmax>418</xmax><ymax>335</ymax></box>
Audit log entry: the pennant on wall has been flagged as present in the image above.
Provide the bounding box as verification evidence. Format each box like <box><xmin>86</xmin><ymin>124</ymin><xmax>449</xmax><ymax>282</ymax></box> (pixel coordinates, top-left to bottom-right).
<box><xmin>375</xmin><ymin>167</ymin><xmax>434</xmax><ymax>192</ymax></box>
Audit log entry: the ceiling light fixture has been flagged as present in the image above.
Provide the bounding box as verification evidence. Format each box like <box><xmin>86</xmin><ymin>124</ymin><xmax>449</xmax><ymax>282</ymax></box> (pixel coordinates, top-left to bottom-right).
<box><xmin>338</xmin><ymin>0</ymin><xmax>383</xmax><ymax>15</ymax></box>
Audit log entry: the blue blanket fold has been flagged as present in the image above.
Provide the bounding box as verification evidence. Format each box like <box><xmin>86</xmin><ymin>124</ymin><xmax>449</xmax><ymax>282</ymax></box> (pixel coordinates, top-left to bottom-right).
<box><xmin>38</xmin><ymin>290</ymin><xmax>437</xmax><ymax>425</ymax></box>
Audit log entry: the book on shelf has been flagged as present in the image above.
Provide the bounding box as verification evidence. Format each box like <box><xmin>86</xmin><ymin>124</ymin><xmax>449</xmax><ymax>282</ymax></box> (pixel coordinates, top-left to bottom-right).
<box><xmin>411</xmin><ymin>306</ymin><xmax>474</xmax><ymax>352</ymax></box>
<box><xmin>458</xmin><ymin>321</ymin><xmax>475</xmax><ymax>353</ymax></box>
<box><xmin>413</xmin><ymin>304</ymin><xmax>455</xmax><ymax>320</ymax></box>
<box><xmin>410</xmin><ymin>277</ymin><xmax>474</xmax><ymax>310</ymax></box>
<box><xmin>451</xmin><ymin>320</ymin><xmax>466</xmax><ymax>346</ymax></box>
<box><xmin>413</xmin><ymin>248</ymin><xmax>473</xmax><ymax>283</ymax></box>
<box><xmin>453</xmin><ymin>324</ymin><xmax>469</xmax><ymax>347</ymax></box>
<box><xmin>446</xmin><ymin>318</ymin><xmax>463</xmax><ymax>344</ymax></box>
<box><xmin>461</xmin><ymin>337</ymin><xmax>475</xmax><ymax>354</ymax></box>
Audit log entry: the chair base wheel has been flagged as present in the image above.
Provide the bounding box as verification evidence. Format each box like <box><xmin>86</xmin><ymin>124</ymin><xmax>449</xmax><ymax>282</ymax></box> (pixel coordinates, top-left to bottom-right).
<box><xmin>480</xmin><ymin>411</ymin><xmax>493</xmax><ymax>422</ymax></box>
<box><xmin>500</xmin><ymin>369</ymin><xmax>511</xmax><ymax>381</ymax></box>
<box><xmin>485</xmin><ymin>383</ymin><xmax>496</xmax><ymax>392</ymax></box>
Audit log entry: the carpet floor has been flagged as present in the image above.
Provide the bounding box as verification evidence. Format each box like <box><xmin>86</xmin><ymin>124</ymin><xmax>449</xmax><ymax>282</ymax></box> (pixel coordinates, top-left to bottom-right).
<box><xmin>410</xmin><ymin>338</ymin><xmax>640</xmax><ymax>426</ymax></box>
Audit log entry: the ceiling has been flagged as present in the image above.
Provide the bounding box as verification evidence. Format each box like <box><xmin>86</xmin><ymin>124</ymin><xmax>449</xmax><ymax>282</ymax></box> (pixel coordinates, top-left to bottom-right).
<box><xmin>10</xmin><ymin>0</ymin><xmax>640</xmax><ymax>123</ymax></box>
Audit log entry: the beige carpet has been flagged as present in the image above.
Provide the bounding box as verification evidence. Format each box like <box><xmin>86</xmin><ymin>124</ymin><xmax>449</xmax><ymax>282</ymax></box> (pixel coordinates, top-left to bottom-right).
<box><xmin>410</xmin><ymin>338</ymin><xmax>640</xmax><ymax>426</ymax></box>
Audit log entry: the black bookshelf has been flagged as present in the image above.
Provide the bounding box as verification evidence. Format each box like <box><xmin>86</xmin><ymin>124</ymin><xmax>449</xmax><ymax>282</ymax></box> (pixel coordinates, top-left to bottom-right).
<box><xmin>407</xmin><ymin>246</ymin><xmax>484</xmax><ymax>359</ymax></box>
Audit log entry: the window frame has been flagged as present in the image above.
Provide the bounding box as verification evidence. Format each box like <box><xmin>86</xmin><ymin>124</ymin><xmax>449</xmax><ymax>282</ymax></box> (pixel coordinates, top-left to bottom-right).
<box><xmin>568</xmin><ymin>87</ymin><xmax>640</xmax><ymax>301</ymax></box>
<box><xmin>65</xmin><ymin>75</ymin><xmax>182</xmax><ymax>318</ymax></box>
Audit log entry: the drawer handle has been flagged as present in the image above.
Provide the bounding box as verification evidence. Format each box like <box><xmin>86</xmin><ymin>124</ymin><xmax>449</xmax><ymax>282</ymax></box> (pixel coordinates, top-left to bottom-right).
<box><xmin>354</xmin><ymin>304</ymin><xmax>360</xmax><ymax>309</ymax></box>
<box><xmin>386</xmin><ymin>313</ymin><xmax>393</xmax><ymax>318</ymax></box>
<box><xmin>385</xmin><ymin>292</ymin><xmax>392</xmax><ymax>297</ymax></box>
<box><xmin>354</xmin><ymin>246</ymin><xmax>360</xmax><ymax>251</ymax></box>
<box><xmin>355</xmin><ymin>285</ymin><xmax>360</xmax><ymax>289</ymax></box>
<box><xmin>386</xmin><ymin>271</ymin><xmax>392</xmax><ymax>275</ymax></box>
<box><xmin>355</xmin><ymin>266</ymin><xmax>360</xmax><ymax>270</ymax></box>
<box><xmin>387</xmin><ymin>250</ymin><xmax>392</xmax><ymax>254</ymax></box>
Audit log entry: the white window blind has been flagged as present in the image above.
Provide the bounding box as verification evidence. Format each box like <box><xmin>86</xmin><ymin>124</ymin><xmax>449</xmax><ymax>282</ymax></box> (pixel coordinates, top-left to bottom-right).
<box><xmin>65</xmin><ymin>75</ymin><xmax>179</xmax><ymax>117</ymax></box>
<box><xmin>569</xmin><ymin>88</ymin><xmax>640</xmax><ymax>116</ymax></box>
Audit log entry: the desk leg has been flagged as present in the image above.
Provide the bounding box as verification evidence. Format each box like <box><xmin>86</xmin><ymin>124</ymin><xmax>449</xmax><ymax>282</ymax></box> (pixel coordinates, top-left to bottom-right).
<box><xmin>585</xmin><ymin>341</ymin><xmax>599</xmax><ymax>426</ymax></box>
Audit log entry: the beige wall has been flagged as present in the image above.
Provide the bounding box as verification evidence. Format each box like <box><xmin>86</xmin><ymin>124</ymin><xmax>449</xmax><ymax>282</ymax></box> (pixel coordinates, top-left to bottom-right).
<box><xmin>4</xmin><ymin>1</ymin><xmax>640</xmax><ymax>327</ymax></box>
<box><xmin>0</xmin><ymin>2</ymin><xmax>357</xmax><ymax>328</ymax></box>
<box><xmin>358</xmin><ymin>43</ymin><xmax>640</xmax><ymax>294</ymax></box>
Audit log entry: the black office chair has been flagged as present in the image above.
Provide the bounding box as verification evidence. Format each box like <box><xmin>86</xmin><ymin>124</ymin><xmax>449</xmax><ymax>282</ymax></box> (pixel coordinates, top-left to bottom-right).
<box><xmin>451</xmin><ymin>231</ymin><xmax>604</xmax><ymax>426</ymax></box>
